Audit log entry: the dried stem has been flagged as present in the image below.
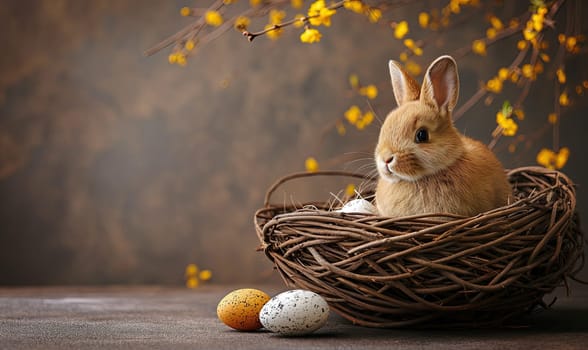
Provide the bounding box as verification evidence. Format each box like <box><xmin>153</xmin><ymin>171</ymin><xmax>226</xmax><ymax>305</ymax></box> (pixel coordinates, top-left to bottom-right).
<box><xmin>453</xmin><ymin>14</ymin><xmax>527</xmax><ymax>123</ymax></box>
<box><xmin>242</xmin><ymin>0</ymin><xmax>347</xmax><ymax>41</ymax></box>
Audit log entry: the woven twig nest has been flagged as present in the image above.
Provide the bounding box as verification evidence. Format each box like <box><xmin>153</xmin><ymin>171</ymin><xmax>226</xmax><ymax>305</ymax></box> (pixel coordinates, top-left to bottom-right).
<box><xmin>254</xmin><ymin>166</ymin><xmax>584</xmax><ymax>328</ymax></box>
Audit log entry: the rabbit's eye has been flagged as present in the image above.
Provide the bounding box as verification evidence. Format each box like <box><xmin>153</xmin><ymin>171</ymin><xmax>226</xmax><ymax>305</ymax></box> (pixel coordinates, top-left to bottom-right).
<box><xmin>415</xmin><ymin>128</ymin><xmax>429</xmax><ymax>143</ymax></box>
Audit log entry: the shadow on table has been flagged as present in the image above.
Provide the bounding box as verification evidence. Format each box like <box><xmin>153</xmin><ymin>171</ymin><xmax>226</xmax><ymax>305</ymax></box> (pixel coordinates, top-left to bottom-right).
<box><xmin>318</xmin><ymin>305</ymin><xmax>588</xmax><ymax>340</ymax></box>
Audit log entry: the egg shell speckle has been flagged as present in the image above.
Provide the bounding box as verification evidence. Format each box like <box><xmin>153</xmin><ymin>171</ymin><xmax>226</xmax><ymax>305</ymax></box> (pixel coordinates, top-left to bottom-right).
<box><xmin>217</xmin><ymin>288</ymin><xmax>270</xmax><ymax>331</ymax></box>
<box><xmin>259</xmin><ymin>289</ymin><xmax>330</xmax><ymax>336</ymax></box>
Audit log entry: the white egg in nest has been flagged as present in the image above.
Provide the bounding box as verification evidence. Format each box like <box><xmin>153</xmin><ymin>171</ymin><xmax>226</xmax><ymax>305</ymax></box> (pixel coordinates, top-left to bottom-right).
<box><xmin>259</xmin><ymin>289</ymin><xmax>330</xmax><ymax>336</ymax></box>
<box><xmin>336</xmin><ymin>198</ymin><xmax>378</xmax><ymax>215</ymax></box>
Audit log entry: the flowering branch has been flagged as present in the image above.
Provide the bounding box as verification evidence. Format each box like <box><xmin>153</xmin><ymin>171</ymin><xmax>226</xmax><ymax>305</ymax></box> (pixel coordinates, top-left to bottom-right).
<box><xmin>147</xmin><ymin>0</ymin><xmax>586</xmax><ymax>171</ymax></box>
<box><xmin>243</xmin><ymin>0</ymin><xmax>347</xmax><ymax>41</ymax></box>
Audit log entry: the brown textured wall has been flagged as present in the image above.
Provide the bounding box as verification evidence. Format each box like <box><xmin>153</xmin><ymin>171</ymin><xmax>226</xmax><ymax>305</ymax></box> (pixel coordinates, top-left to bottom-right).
<box><xmin>0</xmin><ymin>1</ymin><xmax>586</xmax><ymax>285</ymax></box>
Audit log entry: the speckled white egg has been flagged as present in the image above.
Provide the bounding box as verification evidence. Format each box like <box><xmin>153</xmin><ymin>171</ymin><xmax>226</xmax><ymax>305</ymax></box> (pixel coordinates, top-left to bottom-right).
<box><xmin>259</xmin><ymin>289</ymin><xmax>330</xmax><ymax>336</ymax></box>
<box><xmin>337</xmin><ymin>198</ymin><xmax>378</xmax><ymax>215</ymax></box>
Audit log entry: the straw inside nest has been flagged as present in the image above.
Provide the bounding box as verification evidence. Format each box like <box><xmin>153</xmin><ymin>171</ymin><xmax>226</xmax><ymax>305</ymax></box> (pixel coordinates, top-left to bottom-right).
<box><xmin>254</xmin><ymin>166</ymin><xmax>584</xmax><ymax>328</ymax></box>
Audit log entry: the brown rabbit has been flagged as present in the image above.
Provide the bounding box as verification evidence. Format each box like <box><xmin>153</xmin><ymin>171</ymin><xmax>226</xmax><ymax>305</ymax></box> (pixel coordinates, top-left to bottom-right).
<box><xmin>374</xmin><ymin>55</ymin><xmax>512</xmax><ymax>217</ymax></box>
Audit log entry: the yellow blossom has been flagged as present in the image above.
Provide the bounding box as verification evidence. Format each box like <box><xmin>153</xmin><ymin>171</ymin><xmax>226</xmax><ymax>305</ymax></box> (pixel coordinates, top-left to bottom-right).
<box><xmin>548</xmin><ymin>112</ymin><xmax>558</xmax><ymax>124</ymax></box>
<box><xmin>308</xmin><ymin>0</ymin><xmax>337</xmax><ymax>27</ymax></box>
<box><xmin>559</xmin><ymin>92</ymin><xmax>570</xmax><ymax>106</ymax></box>
<box><xmin>305</xmin><ymin>157</ymin><xmax>319</xmax><ymax>172</ymax></box>
<box><xmin>540</xmin><ymin>53</ymin><xmax>550</xmax><ymax>62</ymax></box>
<box><xmin>355</xmin><ymin>120</ymin><xmax>365</xmax><ymax>130</ymax></box>
<box><xmin>223</xmin><ymin>0</ymin><xmax>237</xmax><ymax>3</ymax></box>
<box><xmin>186</xmin><ymin>277</ymin><xmax>199</xmax><ymax>288</ymax></box>
<box><xmin>234</xmin><ymin>16</ymin><xmax>251</xmax><ymax>31</ymax></box>
<box><xmin>403</xmin><ymin>38</ymin><xmax>415</xmax><ymax>49</ymax></box>
<box><xmin>490</xmin><ymin>15</ymin><xmax>503</xmax><ymax>30</ymax></box>
<box><xmin>486</xmin><ymin>28</ymin><xmax>497</xmax><ymax>40</ymax></box>
<box><xmin>177</xmin><ymin>55</ymin><xmax>187</xmax><ymax>66</ymax></box>
<box><xmin>449</xmin><ymin>0</ymin><xmax>461</xmax><ymax>14</ymax></box>
<box><xmin>495</xmin><ymin>110</ymin><xmax>505</xmax><ymax>123</ymax></box>
<box><xmin>345</xmin><ymin>184</ymin><xmax>356</xmax><ymax>197</ymax></box>
<box><xmin>269</xmin><ymin>9</ymin><xmax>286</xmax><ymax>25</ymax></box>
<box><xmin>531</xmin><ymin>15</ymin><xmax>544</xmax><ymax>32</ymax></box>
<box><xmin>359</xmin><ymin>85</ymin><xmax>378</xmax><ymax>99</ymax></box>
<box><xmin>498</xmin><ymin>67</ymin><xmax>510</xmax><ymax>81</ymax></box>
<box><xmin>367</xmin><ymin>8</ymin><xmax>382</xmax><ymax>23</ymax></box>
<box><xmin>523</xmin><ymin>28</ymin><xmax>537</xmax><ymax>42</ymax></box>
<box><xmin>362</xmin><ymin>111</ymin><xmax>375</xmax><ymax>126</ymax></box>
<box><xmin>566</xmin><ymin>36</ymin><xmax>578</xmax><ymax>47</ymax></box>
<box><xmin>405</xmin><ymin>60</ymin><xmax>422</xmax><ymax>76</ymax></box>
<box><xmin>394</xmin><ymin>21</ymin><xmax>409</xmax><ymax>39</ymax></box>
<box><xmin>185</xmin><ymin>264</ymin><xmax>199</xmax><ymax>277</ymax></box>
<box><xmin>399</xmin><ymin>52</ymin><xmax>408</xmax><ymax>62</ymax></box>
<box><xmin>472</xmin><ymin>39</ymin><xmax>487</xmax><ymax>55</ymax></box>
<box><xmin>348</xmin><ymin>74</ymin><xmax>359</xmax><ymax>88</ymax></box>
<box><xmin>317</xmin><ymin>6</ymin><xmax>337</xmax><ymax>26</ymax></box>
<box><xmin>496</xmin><ymin>111</ymin><xmax>518</xmax><ymax>136</ymax></box>
<box><xmin>199</xmin><ymin>270</ymin><xmax>212</xmax><ymax>281</ymax></box>
<box><xmin>486</xmin><ymin>77</ymin><xmax>503</xmax><ymax>93</ymax></box>
<box><xmin>520</xmin><ymin>6</ymin><xmax>546</xmax><ymax>45</ymax></box>
<box><xmin>336</xmin><ymin>121</ymin><xmax>346</xmax><ymax>135</ymax></box>
<box><xmin>521</xmin><ymin>64</ymin><xmax>534</xmax><ymax>79</ymax></box>
<box><xmin>344</xmin><ymin>0</ymin><xmax>364</xmax><ymax>14</ymax></box>
<box><xmin>576</xmin><ymin>85</ymin><xmax>584</xmax><ymax>95</ymax></box>
<box><xmin>180</xmin><ymin>7</ymin><xmax>191</xmax><ymax>17</ymax></box>
<box><xmin>555</xmin><ymin>147</ymin><xmax>570</xmax><ymax>169</ymax></box>
<box><xmin>537</xmin><ymin>148</ymin><xmax>556</xmax><ymax>169</ymax></box>
<box><xmin>265</xmin><ymin>24</ymin><xmax>283</xmax><ymax>40</ymax></box>
<box><xmin>510</xmin><ymin>71</ymin><xmax>520</xmax><ymax>83</ymax></box>
<box><xmin>418</xmin><ymin>12</ymin><xmax>430</xmax><ymax>28</ymax></box>
<box><xmin>345</xmin><ymin>106</ymin><xmax>375</xmax><ymax>130</ymax></box>
<box><xmin>205</xmin><ymin>10</ymin><xmax>223</xmax><ymax>27</ymax></box>
<box><xmin>170</xmin><ymin>52</ymin><xmax>187</xmax><ymax>66</ymax></box>
<box><xmin>291</xmin><ymin>0</ymin><xmax>304</xmax><ymax>9</ymax></box>
<box><xmin>300</xmin><ymin>28</ymin><xmax>322</xmax><ymax>43</ymax></box>
<box><xmin>250</xmin><ymin>0</ymin><xmax>261</xmax><ymax>6</ymax></box>
<box><xmin>527</xmin><ymin>6</ymin><xmax>547</xmax><ymax>33</ymax></box>
<box><xmin>184</xmin><ymin>39</ymin><xmax>196</xmax><ymax>51</ymax></box>
<box><xmin>565</xmin><ymin>36</ymin><xmax>578</xmax><ymax>52</ymax></box>
<box><xmin>556</xmin><ymin>68</ymin><xmax>566</xmax><ymax>84</ymax></box>
<box><xmin>537</xmin><ymin>147</ymin><xmax>570</xmax><ymax>169</ymax></box>
<box><xmin>184</xmin><ymin>263</ymin><xmax>212</xmax><ymax>288</ymax></box>
<box><xmin>344</xmin><ymin>105</ymin><xmax>361</xmax><ymax>124</ymax></box>
<box><xmin>514</xmin><ymin>108</ymin><xmax>525</xmax><ymax>120</ymax></box>
<box><xmin>168</xmin><ymin>53</ymin><xmax>178</xmax><ymax>64</ymax></box>
<box><xmin>517</xmin><ymin>40</ymin><xmax>528</xmax><ymax>50</ymax></box>
<box><xmin>413</xmin><ymin>47</ymin><xmax>423</xmax><ymax>56</ymax></box>
<box><xmin>293</xmin><ymin>14</ymin><xmax>305</xmax><ymax>28</ymax></box>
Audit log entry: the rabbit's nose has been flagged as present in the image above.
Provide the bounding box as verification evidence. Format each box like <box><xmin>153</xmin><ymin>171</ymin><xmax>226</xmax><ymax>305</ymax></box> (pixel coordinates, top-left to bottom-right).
<box><xmin>385</xmin><ymin>156</ymin><xmax>394</xmax><ymax>164</ymax></box>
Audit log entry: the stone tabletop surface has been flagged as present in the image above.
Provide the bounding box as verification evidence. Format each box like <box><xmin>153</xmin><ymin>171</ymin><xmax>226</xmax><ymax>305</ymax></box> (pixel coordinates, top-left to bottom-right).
<box><xmin>1</xmin><ymin>283</ymin><xmax>588</xmax><ymax>349</ymax></box>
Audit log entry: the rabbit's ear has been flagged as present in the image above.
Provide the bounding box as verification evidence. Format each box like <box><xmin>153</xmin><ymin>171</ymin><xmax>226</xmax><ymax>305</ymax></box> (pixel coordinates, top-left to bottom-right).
<box><xmin>389</xmin><ymin>60</ymin><xmax>420</xmax><ymax>106</ymax></box>
<box><xmin>421</xmin><ymin>55</ymin><xmax>459</xmax><ymax>112</ymax></box>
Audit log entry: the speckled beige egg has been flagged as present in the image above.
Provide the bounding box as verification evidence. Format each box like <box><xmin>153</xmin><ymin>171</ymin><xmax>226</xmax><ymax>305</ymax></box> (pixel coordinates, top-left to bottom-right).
<box><xmin>217</xmin><ymin>288</ymin><xmax>270</xmax><ymax>331</ymax></box>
